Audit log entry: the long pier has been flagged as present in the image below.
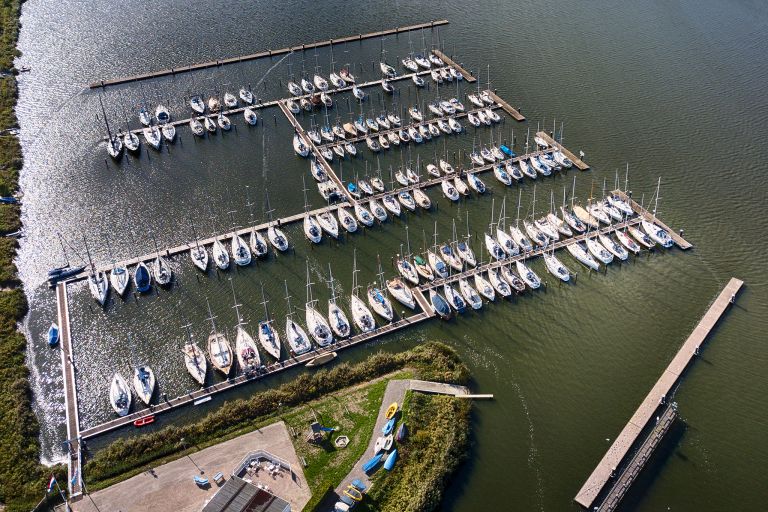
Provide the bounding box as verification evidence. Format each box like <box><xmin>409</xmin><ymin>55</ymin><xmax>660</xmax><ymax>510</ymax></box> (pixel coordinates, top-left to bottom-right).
<box><xmin>89</xmin><ymin>20</ymin><xmax>450</xmax><ymax>88</ymax></box>
<box><xmin>487</xmin><ymin>90</ymin><xmax>525</xmax><ymax>121</ymax></box>
<box><xmin>56</xmin><ymin>282</ymin><xmax>83</xmax><ymax>498</ymax></box>
<box><xmin>116</xmin><ymin>65</ymin><xmax>448</xmax><ymax>138</ymax></box>
<box><xmin>315</xmin><ymin>104</ymin><xmax>505</xmax><ymax>150</ymax></box>
<box><xmin>574</xmin><ymin>277</ymin><xmax>744</xmax><ymax>509</ymax></box>
<box><xmin>78</xmin><ymin>310</ymin><xmax>435</xmax><ymax>439</ymax></box>
<box><xmin>431</xmin><ymin>49</ymin><xmax>476</xmax><ymax>82</ymax></box>
<box><xmin>66</xmin><ymin>143</ymin><xmax>560</xmax><ymax>282</ymax></box>
<box><xmin>535</xmin><ymin>131</ymin><xmax>589</xmax><ymax>170</ymax></box>
<box><xmin>597</xmin><ymin>403</ymin><xmax>678</xmax><ymax>512</ymax></box>
<box><xmin>278</xmin><ymin>100</ymin><xmax>354</xmax><ymax>204</ymax></box>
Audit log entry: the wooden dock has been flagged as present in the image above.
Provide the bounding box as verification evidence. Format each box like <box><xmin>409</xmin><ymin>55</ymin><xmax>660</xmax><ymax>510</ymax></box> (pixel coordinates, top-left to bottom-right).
<box><xmin>409</xmin><ymin>379</ymin><xmax>470</xmax><ymax>396</ymax></box>
<box><xmin>487</xmin><ymin>90</ymin><xmax>525</xmax><ymax>121</ymax></box>
<box><xmin>611</xmin><ymin>189</ymin><xmax>691</xmax><ymax>250</ymax></box>
<box><xmin>316</xmin><ymin>104</ymin><xmax>504</xmax><ymax>149</ymax></box>
<box><xmin>89</xmin><ymin>20</ymin><xmax>449</xmax><ymax>88</ymax></box>
<box><xmin>67</xmin><ymin>142</ymin><xmax>567</xmax><ymax>282</ymax></box>
<box><xmin>79</xmin><ymin>310</ymin><xmax>435</xmax><ymax>440</ymax></box>
<box><xmin>597</xmin><ymin>403</ymin><xmax>678</xmax><ymax>512</ymax></box>
<box><xmin>277</xmin><ymin>100</ymin><xmax>354</xmax><ymax>204</ymax></box>
<box><xmin>535</xmin><ymin>131</ymin><xmax>589</xmax><ymax>170</ymax></box>
<box><xmin>56</xmin><ymin>282</ymin><xmax>83</xmax><ymax>499</ymax></box>
<box><xmin>574</xmin><ymin>277</ymin><xmax>744</xmax><ymax>509</ymax></box>
<box><xmin>431</xmin><ymin>49</ymin><xmax>476</xmax><ymax>82</ymax></box>
<box><xmin>115</xmin><ymin>66</ymin><xmax>445</xmax><ymax>138</ymax></box>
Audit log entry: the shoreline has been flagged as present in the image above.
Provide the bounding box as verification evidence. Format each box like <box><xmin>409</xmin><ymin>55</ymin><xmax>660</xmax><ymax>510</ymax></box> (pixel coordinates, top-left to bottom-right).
<box><xmin>0</xmin><ymin>0</ymin><xmax>65</xmax><ymax>510</ymax></box>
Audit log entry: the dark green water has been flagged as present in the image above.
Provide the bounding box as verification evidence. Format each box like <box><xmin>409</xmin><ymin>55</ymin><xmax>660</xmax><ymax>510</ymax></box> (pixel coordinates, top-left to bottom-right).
<box><xmin>15</xmin><ymin>1</ymin><xmax>767</xmax><ymax>510</ymax></box>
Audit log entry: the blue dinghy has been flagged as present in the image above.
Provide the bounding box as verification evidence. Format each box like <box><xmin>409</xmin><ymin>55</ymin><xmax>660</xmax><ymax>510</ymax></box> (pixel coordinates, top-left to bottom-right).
<box><xmin>47</xmin><ymin>323</ymin><xmax>60</xmax><ymax>347</ymax></box>
<box><xmin>362</xmin><ymin>452</ymin><xmax>383</xmax><ymax>473</ymax></box>
<box><xmin>382</xmin><ymin>417</ymin><xmax>396</xmax><ymax>435</ymax></box>
<box><xmin>384</xmin><ymin>449</ymin><xmax>398</xmax><ymax>471</ymax></box>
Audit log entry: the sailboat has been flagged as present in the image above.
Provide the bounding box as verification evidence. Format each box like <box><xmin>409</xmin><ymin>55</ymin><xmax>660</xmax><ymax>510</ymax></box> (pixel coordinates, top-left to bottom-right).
<box><xmin>190</xmin><ymin>95</ymin><xmax>206</xmax><ymax>113</ymax></box>
<box><xmin>586</xmin><ymin>237</ymin><xmax>614</xmax><ymax>265</ymax></box>
<box><xmin>133</xmin><ymin>364</ymin><xmax>156</xmax><ymax>406</ymax></box>
<box><xmin>387</xmin><ymin>277</ymin><xmax>415</xmax><ymax>309</ymax></box>
<box><xmin>305</xmin><ymin>261</ymin><xmax>334</xmax><ymax>346</ymax></box>
<box><xmin>327</xmin><ymin>265</ymin><xmax>351</xmax><ymax>338</ymax></box>
<box><xmin>284</xmin><ymin>281</ymin><xmax>312</xmax><ymax>355</ymax></box>
<box><xmin>189</xmin><ymin>218</ymin><xmax>209</xmax><ymax>271</ymax></box>
<box><xmin>510</xmin><ymin>190</ymin><xmax>534</xmax><ymax>252</ymax></box>
<box><xmin>474</xmin><ymin>271</ymin><xmax>495</xmax><ymax>301</ymax></box>
<box><xmin>153</xmin><ymin>241</ymin><xmax>173</xmax><ymax>286</ymax></box>
<box><xmin>443</xmin><ymin>283</ymin><xmax>466</xmax><ymax>312</ymax></box>
<box><xmin>109</xmin><ymin>372</ymin><xmax>132</xmax><ymax>416</ymax></box>
<box><xmin>456</xmin><ymin>216</ymin><xmax>477</xmax><ymax>266</ymax></box>
<box><xmin>427</xmin><ymin>223</ymin><xmax>449</xmax><ymax>278</ymax></box>
<box><xmin>501</xmin><ymin>265</ymin><xmax>527</xmax><ymax>292</ymax></box>
<box><xmin>181</xmin><ymin>322</ymin><xmax>207</xmax><ymax>385</ymax></box>
<box><xmin>84</xmin><ymin>238</ymin><xmax>109</xmax><ymax>305</ymax></box>
<box><xmin>396</xmin><ymin>229</ymin><xmax>420</xmax><ymax>285</ymax></box>
<box><xmin>599</xmin><ymin>233</ymin><xmax>629</xmax><ymax>260</ymax></box>
<box><xmin>212</xmin><ymin>237</ymin><xmax>230</xmax><ymax>270</ymax></box>
<box><xmin>497</xmin><ymin>198</ymin><xmax>520</xmax><ymax>256</ymax></box>
<box><xmin>458</xmin><ymin>279</ymin><xmax>483</xmax><ymax>309</ymax></box>
<box><xmin>515</xmin><ymin>260</ymin><xmax>542</xmax><ymax>289</ymax></box>
<box><xmin>642</xmin><ymin>178</ymin><xmax>674</xmax><ymax>247</ymax></box>
<box><xmin>257</xmin><ymin>284</ymin><xmax>281</xmax><ymax>360</ymax></box>
<box><xmin>338</xmin><ymin>206</ymin><xmax>358</xmax><ymax>233</ymax></box>
<box><xmin>616</xmin><ymin>229</ymin><xmax>641</xmax><ymax>254</ymax></box>
<box><xmin>566</xmin><ymin>242</ymin><xmax>601</xmax><ymax>271</ymax></box>
<box><xmin>264</xmin><ymin>190</ymin><xmax>289</xmax><ymax>252</ymax></box>
<box><xmin>106</xmin><ymin>239</ymin><xmax>129</xmax><ymax>296</ymax></box>
<box><xmin>231</xmin><ymin>228</ymin><xmax>252</xmax><ymax>266</ymax></box>
<box><xmin>351</xmin><ymin>249</ymin><xmax>376</xmax><ymax>332</ymax></box>
<box><xmin>488</xmin><ymin>268</ymin><xmax>512</xmax><ymax>297</ymax></box>
<box><xmin>99</xmin><ymin>96</ymin><xmax>123</xmax><ymax>159</ymax></box>
<box><xmin>203</xmin><ymin>302</ymin><xmax>233</xmax><ymax>379</ymax></box>
<box><xmin>368</xmin><ymin>256</ymin><xmax>394</xmax><ymax>321</ymax></box>
<box><xmin>543</xmin><ymin>251</ymin><xmax>570</xmax><ymax>282</ymax></box>
<box><xmin>134</xmin><ymin>261</ymin><xmax>152</xmax><ymax>293</ymax></box>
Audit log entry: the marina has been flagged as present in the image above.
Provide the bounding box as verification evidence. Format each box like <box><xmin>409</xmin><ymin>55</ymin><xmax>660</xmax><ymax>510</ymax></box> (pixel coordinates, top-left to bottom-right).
<box><xmin>58</xmin><ymin>188</ymin><xmax>690</xmax><ymax>447</ymax></box>
<box><xmin>88</xmin><ymin>20</ymin><xmax>450</xmax><ymax>88</ymax></box>
<box><xmin>574</xmin><ymin>277</ymin><xmax>744</xmax><ymax>510</ymax></box>
<box><xmin>9</xmin><ymin>4</ymin><xmax>763</xmax><ymax>510</ymax></box>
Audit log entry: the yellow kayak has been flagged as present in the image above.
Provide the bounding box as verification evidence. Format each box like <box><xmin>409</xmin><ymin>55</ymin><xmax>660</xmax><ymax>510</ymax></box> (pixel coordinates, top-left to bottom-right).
<box><xmin>385</xmin><ymin>402</ymin><xmax>398</xmax><ymax>419</ymax></box>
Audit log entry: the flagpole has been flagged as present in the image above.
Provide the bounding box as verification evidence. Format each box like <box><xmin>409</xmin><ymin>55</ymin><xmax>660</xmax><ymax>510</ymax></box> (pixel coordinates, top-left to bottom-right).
<box><xmin>54</xmin><ymin>475</ymin><xmax>71</xmax><ymax>512</ymax></box>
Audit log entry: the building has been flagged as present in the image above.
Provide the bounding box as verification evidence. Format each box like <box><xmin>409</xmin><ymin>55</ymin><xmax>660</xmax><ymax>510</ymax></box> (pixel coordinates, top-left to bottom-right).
<box><xmin>202</xmin><ymin>476</ymin><xmax>291</xmax><ymax>512</ymax></box>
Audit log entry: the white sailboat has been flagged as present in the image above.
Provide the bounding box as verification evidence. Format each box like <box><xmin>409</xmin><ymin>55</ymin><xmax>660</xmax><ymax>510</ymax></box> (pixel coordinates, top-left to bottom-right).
<box><xmin>109</xmin><ymin>372</ymin><xmax>131</xmax><ymax>416</ymax></box>
<box><xmin>599</xmin><ymin>233</ymin><xmax>629</xmax><ymax>261</ymax></box>
<box><xmin>628</xmin><ymin>225</ymin><xmax>655</xmax><ymax>248</ymax></box>
<box><xmin>586</xmin><ymin>237</ymin><xmax>614</xmax><ymax>265</ymax></box>
<box><xmin>205</xmin><ymin>300</ymin><xmax>233</xmax><ymax>375</ymax></box>
<box><xmin>368</xmin><ymin>256</ymin><xmax>394</xmax><ymax>321</ymax></box>
<box><xmin>515</xmin><ymin>260</ymin><xmax>542</xmax><ymax>289</ymax></box>
<box><xmin>488</xmin><ymin>268</ymin><xmax>512</xmax><ymax>297</ymax></box>
<box><xmin>132</xmin><ymin>365</ymin><xmax>156</xmax><ymax>406</ymax></box>
<box><xmin>543</xmin><ymin>252</ymin><xmax>570</xmax><ymax>282</ymax></box>
<box><xmin>153</xmin><ymin>243</ymin><xmax>173</xmax><ymax>286</ymax></box>
<box><xmin>474</xmin><ymin>272</ymin><xmax>495</xmax><ymax>301</ymax></box>
<box><xmin>212</xmin><ymin>238</ymin><xmax>230</xmax><ymax>270</ymax></box>
<box><xmin>181</xmin><ymin>323</ymin><xmax>207</xmax><ymax>385</ymax></box>
<box><xmin>305</xmin><ymin>262</ymin><xmax>334</xmax><ymax>347</ymax></box>
<box><xmin>459</xmin><ymin>278</ymin><xmax>483</xmax><ymax>310</ymax></box>
<box><xmin>387</xmin><ymin>277</ymin><xmax>415</xmax><ymax>309</ymax></box>
<box><xmin>326</xmin><ymin>265</ymin><xmax>351</xmax><ymax>338</ymax></box>
<box><xmin>257</xmin><ymin>284</ymin><xmax>281</xmax><ymax>360</ymax></box>
<box><xmin>351</xmin><ymin>249</ymin><xmax>376</xmax><ymax>332</ymax></box>
<box><xmin>284</xmin><ymin>281</ymin><xmax>312</xmax><ymax>355</ymax></box>
<box><xmin>566</xmin><ymin>242</ymin><xmax>600</xmax><ymax>271</ymax></box>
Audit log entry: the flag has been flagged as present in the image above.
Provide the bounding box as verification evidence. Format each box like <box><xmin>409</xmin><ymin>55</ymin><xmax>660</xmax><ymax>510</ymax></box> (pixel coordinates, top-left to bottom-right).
<box><xmin>47</xmin><ymin>475</ymin><xmax>56</xmax><ymax>493</ymax></box>
<box><xmin>70</xmin><ymin>469</ymin><xmax>78</xmax><ymax>486</ymax></box>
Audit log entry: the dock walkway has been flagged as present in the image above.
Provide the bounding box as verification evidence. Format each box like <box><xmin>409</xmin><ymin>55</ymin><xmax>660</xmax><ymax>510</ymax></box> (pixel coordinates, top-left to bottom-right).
<box><xmin>431</xmin><ymin>49</ymin><xmax>476</xmax><ymax>82</ymax></box>
<box><xmin>535</xmin><ymin>131</ymin><xmax>589</xmax><ymax>170</ymax></box>
<box><xmin>90</xmin><ymin>21</ymin><xmax>449</xmax><ymax>88</ymax></box>
<box><xmin>487</xmin><ymin>90</ymin><xmax>525</xmax><ymax>121</ymax></box>
<box><xmin>597</xmin><ymin>404</ymin><xmax>678</xmax><ymax>512</ymax></box>
<box><xmin>56</xmin><ymin>282</ymin><xmax>82</xmax><ymax>498</ymax></box>
<box><xmin>574</xmin><ymin>277</ymin><xmax>744</xmax><ymax>509</ymax></box>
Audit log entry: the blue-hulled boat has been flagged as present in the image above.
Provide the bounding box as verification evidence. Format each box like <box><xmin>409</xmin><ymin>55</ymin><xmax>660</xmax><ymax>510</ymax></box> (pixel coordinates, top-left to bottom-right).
<box><xmin>347</xmin><ymin>182</ymin><xmax>362</xmax><ymax>199</ymax></box>
<box><xmin>500</xmin><ymin>145</ymin><xmax>516</xmax><ymax>158</ymax></box>
<box><xmin>47</xmin><ymin>323</ymin><xmax>59</xmax><ymax>347</ymax></box>
<box><xmin>362</xmin><ymin>452</ymin><xmax>383</xmax><ymax>473</ymax></box>
<box><xmin>134</xmin><ymin>262</ymin><xmax>151</xmax><ymax>293</ymax></box>
<box><xmin>382</xmin><ymin>417</ymin><xmax>396</xmax><ymax>435</ymax></box>
<box><xmin>384</xmin><ymin>449</ymin><xmax>398</xmax><ymax>471</ymax></box>
<box><xmin>429</xmin><ymin>290</ymin><xmax>451</xmax><ymax>320</ymax></box>
<box><xmin>396</xmin><ymin>422</ymin><xmax>407</xmax><ymax>442</ymax></box>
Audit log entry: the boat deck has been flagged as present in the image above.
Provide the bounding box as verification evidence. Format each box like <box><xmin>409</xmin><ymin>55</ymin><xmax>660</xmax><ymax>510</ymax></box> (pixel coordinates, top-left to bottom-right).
<box><xmin>56</xmin><ymin>282</ymin><xmax>83</xmax><ymax>499</ymax></box>
<box><xmin>89</xmin><ymin>20</ymin><xmax>450</xmax><ymax>88</ymax></box>
<box><xmin>574</xmin><ymin>277</ymin><xmax>743</xmax><ymax>509</ymax></box>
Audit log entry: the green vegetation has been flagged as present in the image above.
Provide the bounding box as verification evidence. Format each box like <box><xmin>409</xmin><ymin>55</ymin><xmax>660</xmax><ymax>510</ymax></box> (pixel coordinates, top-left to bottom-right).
<box><xmin>85</xmin><ymin>342</ymin><xmax>469</xmax><ymax>491</ymax></box>
<box><xmin>361</xmin><ymin>392</ymin><xmax>472</xmax><ymax>512</ymax></box>
<box><xmin>0</xmin><ymin>1</ymin><xmax>62</xmax><ymax>511</ymax></box>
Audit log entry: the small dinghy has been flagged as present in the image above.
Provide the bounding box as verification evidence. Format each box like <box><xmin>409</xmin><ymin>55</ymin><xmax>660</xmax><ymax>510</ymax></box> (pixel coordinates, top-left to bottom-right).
<box><xmin>362</xmin><ymin>453</ymin><xmax>384</xmax><ymax>473</ymax></box>
<box><xmin>47</xmin><ymin>323</ymin><xmax>60</xmax><ymax>347</ymax></box>
<box><xmin>384</xmin><ymin>449</ymin><xmax>398</xmax><ymax>471</ymax></box>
